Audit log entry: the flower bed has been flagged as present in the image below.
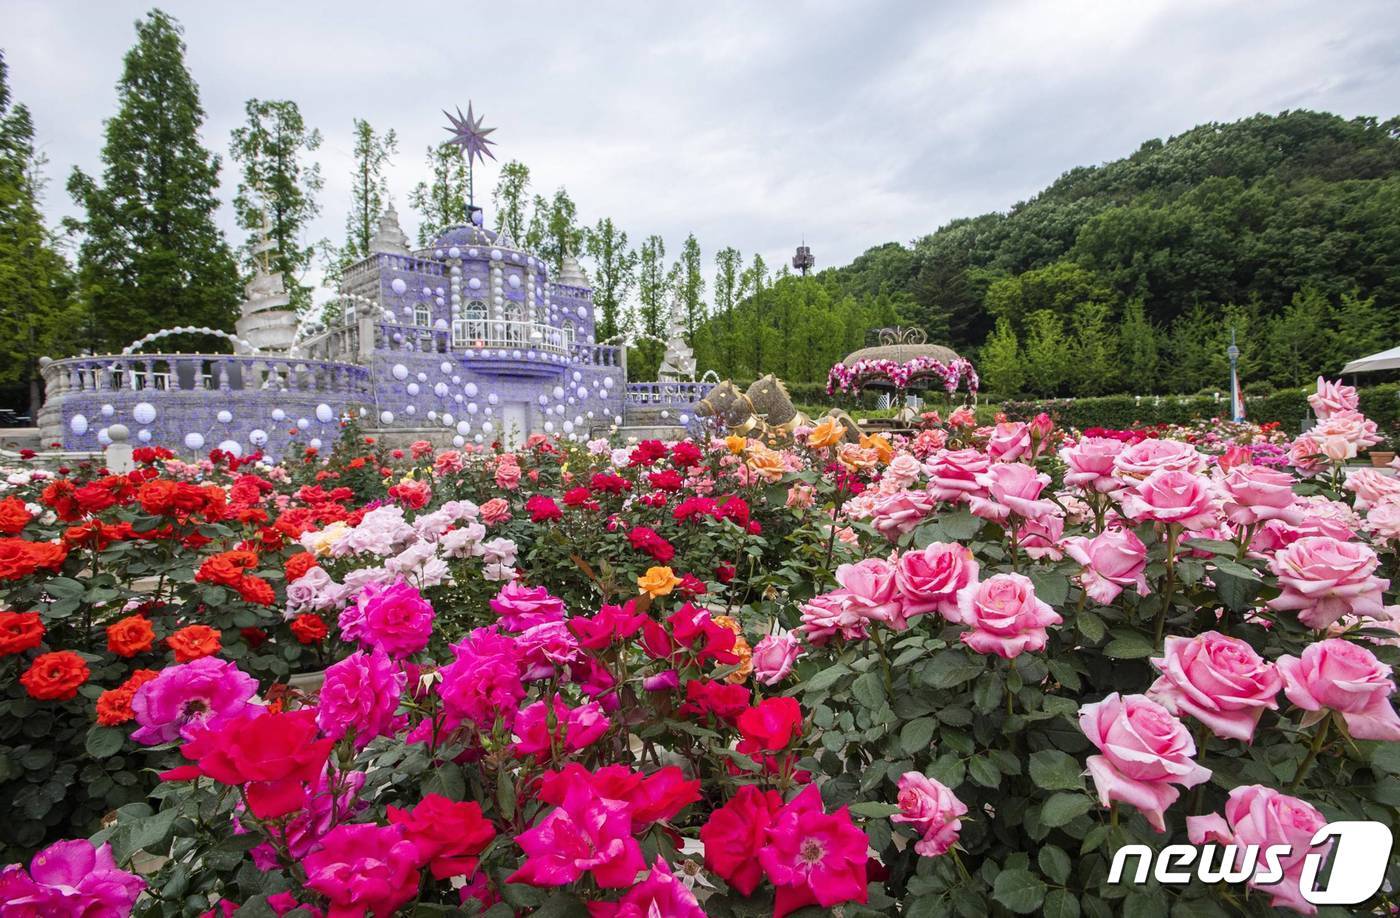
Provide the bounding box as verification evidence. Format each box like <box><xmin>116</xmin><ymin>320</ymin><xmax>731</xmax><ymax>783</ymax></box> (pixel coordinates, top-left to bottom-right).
<box><xmin>0</xmin><ymin>381</ymin><xmax>1396</xmax><ymax>916</ymax></box>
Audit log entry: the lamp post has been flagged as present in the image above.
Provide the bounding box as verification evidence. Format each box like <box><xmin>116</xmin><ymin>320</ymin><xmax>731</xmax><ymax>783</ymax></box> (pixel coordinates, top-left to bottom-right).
<box><xmin>1226</xmin><ymin>330</ymin><xmax>1243</xmax><ymax>423</ymax></box>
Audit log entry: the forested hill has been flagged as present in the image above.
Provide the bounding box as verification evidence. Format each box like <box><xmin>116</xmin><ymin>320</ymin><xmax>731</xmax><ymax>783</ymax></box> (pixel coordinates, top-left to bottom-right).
<box><xmin>702</xmin><ymin>110</ymin><xmax>1400</xmax><ymax>397</ymax></box>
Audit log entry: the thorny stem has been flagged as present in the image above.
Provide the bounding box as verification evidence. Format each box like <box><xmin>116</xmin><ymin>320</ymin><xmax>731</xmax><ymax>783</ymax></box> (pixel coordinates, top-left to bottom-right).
<box><xmin>1289</xmin><ymin>715</ymin><xmax>1331</xmax><ymax>792</ymax></box>
<box><xmin>1153</xmin><ymin>525</ymin><xmax>1181</xmax><ymax>647</ymax></box>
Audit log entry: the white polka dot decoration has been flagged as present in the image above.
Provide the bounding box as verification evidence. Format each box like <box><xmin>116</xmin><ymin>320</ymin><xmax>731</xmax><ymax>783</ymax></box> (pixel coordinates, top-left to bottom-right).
<box><xmin>69</xmin><ymin>415</ymin><xmax>88</xmax><ymax>435</ymax></box>
<box><xmin>133</xmin><ymin>402</ymin><xmax>157</xmax><ymax>425</ymax></box>
<box><xmin>185</xmin><ymin>432</ymin><xmax>205</xmax><ymax>450</ymax></box>
<box><xmin>392</xmin><ymin>364</ymin><xmax>409</xmax><ymax>380</ymax></box>
<box><xmin>216</xmin><ymin>410</ymin><xmax>233</xmax><ymax>423</ymax></box>
<box><xmin>315</xmin><ymin>404</ymin><xmax>334</xmax><ymax>423</ymax></box>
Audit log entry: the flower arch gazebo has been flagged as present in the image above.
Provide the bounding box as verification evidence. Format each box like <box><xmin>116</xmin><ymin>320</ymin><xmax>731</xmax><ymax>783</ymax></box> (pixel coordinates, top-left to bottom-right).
<box><xmin>827</xmin><ymin>327</ymin><xmax>978</xmax><ymax>399</ymax></box>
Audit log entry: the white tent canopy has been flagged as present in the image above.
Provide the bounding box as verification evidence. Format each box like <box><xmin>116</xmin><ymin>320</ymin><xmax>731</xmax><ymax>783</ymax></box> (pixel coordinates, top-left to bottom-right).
<box><xmin>1342</xmin><ymin>345</ymin><xmax>1400</xmax><ymax>374</ymax></box>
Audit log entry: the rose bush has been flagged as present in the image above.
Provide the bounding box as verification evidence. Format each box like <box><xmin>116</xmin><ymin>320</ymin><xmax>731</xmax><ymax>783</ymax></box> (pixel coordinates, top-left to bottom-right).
<box><xmin>0</xmin><ymin>383</ymin><xmax>1394</xmax><ymax>916</ymax></box>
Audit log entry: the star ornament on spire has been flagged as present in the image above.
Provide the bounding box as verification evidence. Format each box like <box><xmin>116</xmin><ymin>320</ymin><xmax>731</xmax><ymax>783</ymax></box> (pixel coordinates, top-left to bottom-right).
<box><xmin>442</xmin><ymin>102</ymin><xmax>498</xmax><ymax>167</ymax></box>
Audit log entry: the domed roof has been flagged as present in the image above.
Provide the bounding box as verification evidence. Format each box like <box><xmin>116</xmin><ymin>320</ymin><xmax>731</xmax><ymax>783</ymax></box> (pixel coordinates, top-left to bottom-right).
<box><xmin>432</xmin><ymin>223</ymin><xmax>499</xmax><ymax>248</ymax></box>
<box><xmin>843</xmin><ymin>328</ymin><xmax>960</xmax><ymax>365</ymax></box>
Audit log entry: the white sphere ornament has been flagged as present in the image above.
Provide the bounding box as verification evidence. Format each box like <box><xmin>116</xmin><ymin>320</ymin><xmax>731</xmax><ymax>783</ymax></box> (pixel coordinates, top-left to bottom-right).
<box><xmin>456</xmin><ymin>421</ymin><xmax>470</xmax><ymax>435</ymax></box>
<box><xmin>297</xmin><ymin>418</ymin><xmax>310</xmax><ymax>430</ymax></box>
<box><xmin>133</xmin><ymin>402</ymin><xmax>157</xmax><ymax>425</ymax></box>
<box><xmin>218</xmin><ymin>440</ymin><xmax>242</xmax><ymax>457</ymax></box>
<box><xmin>434</xmin><ymin>382</ymin><xmax>448</xmax><ymax>397</ymax></box>
<box><xmin>487</xmin><ymin>393</ymin><xmax>499</xmax><ymax>406</ymax></box>
<box><xmin>552</xmin><ymin>386</ymin><xmax>564</xmax><ymax>399</ymax></box>
<box><xmin>315</xmin><ymin>404</ymin><xmax>334</xmax><ymax>423</ymax></box>
<box><xmin>468</xmin><ymin>278</ymin><xmax>481</xmax><ymax>290</ymax></box>
<box><xmin>380</xmin><ymin>411</ymin><xmax>395</xmax><ymax>424</ymax></box>
<box><xmin>467</xmin><ymin>402</ymin><xmax>479</xmax><ymax>415</ymax></box>
<box><xmin>603</xmin><ymin>377</ymin><xmax>614</xmax><ymax>389</ymax></box>
<box><xmin>309</xmin><ymin>438</ymin><xmax>322</xmax><ymax>449</ymax></box>
<box><xmin>441</xmin><ymin>413</ymin><xmax>454</xmax><ymax>426</ymax></box>
<box><xmin>464</xmin><ymin>382</ymin><xmax>479</xmax><ymax>397</ymax></box>
<box><xmin>453</xmin><ymin>436</ymin><xmax>465</xmax><ymax>447</ymax></box>
<box><xmin>544</xmin><ymin>421</ymin><xmax>554</xmax><ymax>433</ymax></box>
<box><xmin>216</xmin><ymin>409</ymin><xmax>233</xmax><ymax>424</ymax></box>
<box><xmin>392</xmin><ymin>364</ymin><xmax>409</xmax><ymax>380</ymax></box>
<box><xmin>563</xmin><ymin>421</ymin><xmax>574</xmax><ymax>433</ymax></box>
<box><xmin>448</xmin><ymin>246</ymin><xmax>461</xmax><ymax>259</ymax></box>
<box><xmin>391</xmin><ymin>278</ymin><xmax>407</xmax><ymax>295</ymax></box>
<box><xmin>407</xmin><ymin>383</ymin><xmax>420</xmax><ymax>396</ymax></box>
<box><xmin>100</xmin><ymin>404</ymin><xmax>114</xmax><ymax>417</ymax></box>
<box><xmin>538</xmin><ymin>395</ymin><xmax>548</xmax><ymax>406</ymax></box>
<box><xmin>440</xmin><ymin>361</ymin><xmax>452</xmax><ymax>374</ymax></box>
<box><xmin>184</xmin><ymin>432</ymin><xmax>205</xmax><ymax>450</ymax></box>
<box><xmin>138</xmin><ymin>429</ymin><xmax>152</xmax><ymax>443</ymax></box>
<box><xmin>69</xmin><ymin>415</ymin><xmax>88</xmax><ymax>435</ymax></box>
<box><xmin>405</xmin><ymin>405</ymin><xmax>416</xmax><ymax>415</ymax></box>
<box><xmin>97</xmin><ymin>428</ymin><xmax>111</xmax><ymax>446</ymax></box>
<box><xmin>249</xmin><ymin>429</ymin><xmax>269</xmax><ymax>446</ymax></box>
<box><xmin>271</xmin><ymin>408</ymin><xmax>286</xmax><ymax>422</ymax></box>
<box><xmin>482</xmin><ymin>421</ymin><xmax>494</xmax><ymax>433</ymax></box>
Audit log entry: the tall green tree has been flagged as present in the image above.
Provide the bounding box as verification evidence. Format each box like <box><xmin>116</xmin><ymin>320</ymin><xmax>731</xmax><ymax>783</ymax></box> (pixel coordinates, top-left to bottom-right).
<box><xmin>538</xmin><ymin>188</ymin><xmax>584</xmax><ymax>274</ymax></box>
<box><xmin>410</xmin><ymin>143</ymin><xmax>469</xmax><ymax>246</ymax></box>
<box><xmin>341</xmin><ymin>118</ymin><xmax>397</xmax><ymax>264</ymax></box>
<box><xmin>228</xmin><ymin>98</ymin><xmax>322</xmax><ymax>312</ymax></box>
<box><xmin>978</xmin><ymin>317</ymin><xmax>1024</xmax><ymax>396</ymax></box>
<box><xmin>523</xmin><ymin>193</ymin><xmax>549</xmax><ymax>254</ymax></box>
<box><xmin>674</xmin><ymin>233</ymin><xmax>705</xmax><ymax>340</ymax></box>
<box><xmin>0</xmin><ymin>52</ymin><xmax>79</xmax><ymax>415</ymax></box>
<box><xmin>636</xmin><ymin>234</ymin><xmax>669</xmax><ymax>342</ymax></box>
<box><xmin>1068</xmin><ymin>300</ymin><xmax>1118</xmax><ymax>395</ymax></box>
<box><xmin>491</xmin><ymin>161</ymin><xmax>531</xmax><ymax>242</ymax></box>
<box><xmin>582</xmin><ymin>217</ymin><xmax>636</xmax><ymax>341</ymax></box>
<box><xmin>712</xmin><ymin>247</ymin><xmax>743</xmax><ymax>376</ymax></box>
<box><xmin>1117</xmin><ymin>299</ymin><xmax>1159</xmax><ymax>393</ymax></box>
<box><xmin>1263</xmin><ymin>289</ymin><xmax>1331</xmax><ymax>389</ymax></box>
<box><xmin>1328</xmin><ymin>289</ymin><xmax>1392</xmax><ymax>373</ymax></box>
<box><xmin>1022</xmin><ymin>309</ymin><xmax>1072</xmax><ymax>396</ymax></box>
<box><xmin>66</xmin><ymin>10</ymin><xmax>240</xmax><ymax>353</ymax></box>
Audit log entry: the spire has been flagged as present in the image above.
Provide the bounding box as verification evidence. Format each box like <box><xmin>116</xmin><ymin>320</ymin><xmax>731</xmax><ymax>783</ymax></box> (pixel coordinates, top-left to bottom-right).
<box><xmin>657</xmin><ymin>292</ymin><xmax>696</xmax><ymax>381</ymax></box>
<box><xmin>370</xmin><ymin>201</ymin><xmax>411</xmax><ymax>256</ymax></box>
<box><xmin>557</xmin><ymin>254</ymin><xmax>589</xmax><ymax>288</ymax></box>
<box><xmin>235</xmin><ymin>210</ymin><xmax>297</xmax><ymax>353</ymax></box>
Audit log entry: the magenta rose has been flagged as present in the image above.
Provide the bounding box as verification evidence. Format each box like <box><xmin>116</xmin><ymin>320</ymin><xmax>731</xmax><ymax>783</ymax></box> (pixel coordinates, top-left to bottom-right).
<box><xmin>1078</xmin><ymin>693</ymin><xmax>1211</xmax><ymax>832</ymax></box>
<box><xmin>341</xmin><ymin>578</ymin><xmax>434</xmax><ymax>658</ymax></box>
<box><xmin>303</xmin><ymin>823</ymin><xmax>421</xmax><ymax>917</ymax></box>
<box><xmin>1266</xmin><ymin>536</ymin><xmax>1388</xmax><ymax>629</ymax></box>
<box><xmin>1119</xmin><ymin>469</ymin><xmax>1218</xmax><ymax>530</ymax></box>
<box><xmin>1218</xmin><ymin>465</ymin><xmax>1301</xmax><ymax>526</ymax></box>
<box><xmin>969</xmin><ymin>462</ymin><xmax>1054</xmax><ymax>523</ymax></box>
<box><xmin>1059</xmin><ymin>437</ymin><xmax>1125</xmax><ymax>493</ymax></box>
<box><xmin>1187</xmin><ymin>785</ymin><xmax>1329</xmax><ymax>915</ymax></box>
<box><xmin>752</xmin><ymin>631</ymin><xmax>800</xmax><ymax>685</ymax></box>
<box><xmin>131</xmin><ymin>657</ymin><xmax>258</xmax><ymax>745</ymax></box>
<box><xmin>1148</xmin><ymin>632</ymin><xmax>1282</xmax><ymax>742</ymax></box>
<box><xmin>1112</xmin><ymin>438</ymin><xmax>1207</xmax><ymax>482</ymax></box>
<box><xmin>955</xmin><ymin>573</ymin><xmax>1062</xmax><ymax>658</ymax></box>
<box><xmin>489</xmin><ymin>582</ymin><xmax>567</xmax><ymax>631</ymax></box>
<box><xmin>316</xmin><ymin>648</ymin><xmax>406</xmax><ymax>748</ymax></box>
<box><xmin>986</xmin><ymin>422</ymin><xmax>1031</xmax><ymax>462</ymax></box>
<box><xmin>895</xmin><ymin>542</ymin><xmax>979</xmax><ymax>619</ymax></box>
<box><xmin>0</xmin><ymin>840</ymin><xmax>144</xmax><ymax>916</ymax></box>
<box><xmin>1276</xmin><ymin>638</ymin><xmax>1400</xmax><ymax>741</ymax></box>
<box><xmin>924</xmin><ymin>448</ymin><xmax>990</xmax><ymax>504</ymax></box>
<box><xmin>1307</xmin><ymin>376</ymin><xmax>1358</xmax><ymax>420</ymax></box>
<box><xmin>1062</xmin><ymin>527</ymin><xmax>1149</xmax><ymax>604</ymax></box>
<box><xmin>891</xmin><ymin>772</ymin><xmax>967</xmax><ymax>857</ymax></box>
<box><xmin>833</xmin><ymin>557</ymin><xmax>905</xmax><ymax>628</ymax></box>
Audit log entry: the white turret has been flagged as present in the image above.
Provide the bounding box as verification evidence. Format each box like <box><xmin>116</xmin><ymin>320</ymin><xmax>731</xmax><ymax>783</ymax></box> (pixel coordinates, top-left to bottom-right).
<box><xmin>657</xmin><ymin>293</ymin><xmax>696</xmax><ymax>381</ymax></box>
<box><xmin>234</xmin><ymin>215</ymin><xmax>298</xmax><ymax>353</ymax></box>
<box><xmin>370</xmin><ymin>202</ymin><xmax>411</xmax><ymax>256</ymax></box>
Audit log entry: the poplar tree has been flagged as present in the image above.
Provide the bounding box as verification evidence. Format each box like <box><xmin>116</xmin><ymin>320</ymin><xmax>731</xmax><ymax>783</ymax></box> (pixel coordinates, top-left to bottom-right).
<box><xmin>228</xmin><ymin>98</ymin><xmax>322</xmax><ymax>312</ymax></box>
<box><xmin>491</xmin><ymin>161</ymin><xmax>530</xmax><ymax>242</ymax></box>
<box><xmin>67</xmin><ymin>9</ymin><xmax>239</xmax><ymax>352</ymax></box>
<box><xmin>674</xmin><ymin>233</ymin><xmax>705</xmax><ymax>340</ymax></box>
<box><xmin>341</xmin><ymin>118</ymin><xmax>397</xmax><ymax>263</ymax></box>
<box><xmin>409</xmin><ymin>143</ymin><xmax>469</xmax><ymax>246</ymax></box>
<box><xmin>583</xmin><ymin>217</ymin><xmax>636</xmax><ymax>341</ymax></box>
<box><xmin>636</xmin><ymin>234</ymin><xmax>668</xmax><ymax>341</ymax></box>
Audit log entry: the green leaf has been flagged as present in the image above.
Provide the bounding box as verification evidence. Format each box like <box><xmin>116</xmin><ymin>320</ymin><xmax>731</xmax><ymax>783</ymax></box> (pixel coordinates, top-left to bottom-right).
<box><xmin>45</xmin><ymin>577</ymin><xmax>86</xmax><ymax>599</ymax></box>
<box><xmin>938</xmin><ymin>509</ymin><xmax>982</xmax><ymax>540</ymax></box>
<box><xmin>1123</xmin><ymin>891</ymin><xmax>1169</xmax><ymax>918</ymax></box>
<box><xmin>847</xmin><ymin>801</ymin><xmax>901</xmax><ymax>818</ymax></box>
<box><xmin>1040</xmin><ymin>792</ymin><xmax>1094</xmax><ymax>827</ymax></box>
<box><xmin>1038</xmin><ymin>845</ymin><xmax>1072</xmax><ymax>884</ymax></box>
<box><xmin>1104</xmin><ymin>631</ymin><xmax>1156</xmax><ymax>659</ymax></box>
<box><xmin>921</xmin><ymin>650</ymin><xmax>986</xmax><ymax>689</ymax></box>
<box><xmin>901</xmin><ymin>717</ymin><xmax>938</xmax><ymax>755</ymax></box>
<box><xmin>1076</xmin><ymin>610</ymin><xmax>1106</xmax><ymax>643</ymax></box>
<box><xmin>992</xmin><ymin>868</ymin><xmax>1047</xmax><ymax>914</ymax></box>
<box><xmin>531</xmin><ymin>893</ymin><xmax>591</xmax><ymax>918</ymax></box>
<box><xmin>804</xmin><ymin>663</ymin><xmax>850</xmax><ymax>693</ymax></box>
<box><xmin>84</xmin><ymin>726</ymin><xmax>126</xmax><ymax>760</ymax></box>
<box><xmin>851</xmin><ymin>671</ymin><xmax>885</xmax><ymax>709</ymax></box>
<box><xmin>968</xmin><ymin>756</ymin><xmax>1000</xmax><ymax>787</ymax></box>
<box><xmin>1044</xmin><ymin>889</ymin><xmax>1082</xmax><ymax>918</ymax></box>
<box><xmin>422</xmin><ymin>764</ymin><xmax>465</xmax><ymax>801</ymax></box>
<box><xmin>1029</xmin><ymin>749</ymin><xmax>1084</xmax><ymax>791</ymax></box>
<box><xmin>1213</xmin><ymin>568</ymin><xmax>1260</xmax><ymax>612</ymax></box>
<box><xmin>1030</xmin><ymin>571</ymin><xmax>1070</xmax><ymax>607</ymax></box>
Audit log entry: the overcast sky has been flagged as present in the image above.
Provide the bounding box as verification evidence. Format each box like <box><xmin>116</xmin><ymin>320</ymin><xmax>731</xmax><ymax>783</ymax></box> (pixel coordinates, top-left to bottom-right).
<box><xmin>6</xmin><ymin>0</ymin><xmax>1399</xmax><ymax>304</ymax></box>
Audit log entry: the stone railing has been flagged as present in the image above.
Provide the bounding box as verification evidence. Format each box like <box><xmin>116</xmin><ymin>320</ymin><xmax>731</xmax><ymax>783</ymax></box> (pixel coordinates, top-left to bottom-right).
<box><xmin>625</xmin><ymin>381</ymin><xmax>713</xmax><ymax>407</ymax></box>
<box><xmin>375</xmin><ymin>323</ymin><xmax>621</xmax><ymax>365</ymax></box>
<box><xmin>41</xmin><ymin>353</ymin><xmax>373</xmax><ymax>398</ymax></box>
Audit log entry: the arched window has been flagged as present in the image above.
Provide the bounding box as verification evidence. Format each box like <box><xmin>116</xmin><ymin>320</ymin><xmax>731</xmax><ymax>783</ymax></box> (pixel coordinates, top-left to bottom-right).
<box><xmin>414</xmin><ymin>302</ymin><xmax>432</xmax><ymax>327</ymax></box>
<box><xmin>454</xmin><ymin>300</ymin><xmax>487</xmax><ymax>348</ymax></box>
<box><xmin>504</xmin><ymin>301</ymin><xmax>527</xmax><ymax>344</ymax></box>
<box><xmin>561</xmin><ymin>319</ymin><xmax>576</xmax><ymax>351</ymax></box>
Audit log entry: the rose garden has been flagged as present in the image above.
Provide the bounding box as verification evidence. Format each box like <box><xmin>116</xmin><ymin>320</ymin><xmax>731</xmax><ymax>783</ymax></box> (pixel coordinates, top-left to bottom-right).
<box><xmin>0</xmin><ymin>377</ymin><xmax>1394</xmax><ymax>916</ymax></box>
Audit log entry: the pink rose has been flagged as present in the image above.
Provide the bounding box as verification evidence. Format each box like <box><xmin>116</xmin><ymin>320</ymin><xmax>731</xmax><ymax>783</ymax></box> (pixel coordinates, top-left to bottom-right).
<box><xmin>479</xmin><ymin>497</ymin><xmax>511</xmax><ymax>525</ymax></box>
<box><xmin>1307</xmin><ymin>376</ymin><xmax>1358</xmax><ymax>420</ymax></box>
<box><xmin>1276</xmin><ymin>638</ymin><xmax>1400</xmax><ymax>740</ymax></box>
<box><xmin>303</xmin><ymin>824</ymin><xmax>421</xmax><ymax>917</ymax></box>
<box><xmin>986</xmin><ymin>422</ymin><xmax>1030</xmax><ymax>462</ymax></box>
<box><xmin>512</xmin><ymin>695</ymin><xmax>611</xmax><ymax>756</ymax></box>
<box><xmin>1345</xmin><ymin>468</ymin><xmax>1400</xmax><ymax>511</ymax></box>
<box><xmin>339</xmin><ymin>578</ymin><xmax>434</xmax><ymax>658</ymax></box>
<box><xmin>924</xmin><ymin>448</ymin><xmax>990</xmax><ymax>504</ymax></box>
<box><xmin>1078</xmin><ymin>693</ymin><xmax>1211</xmax><ymax>832</ymax></box>
<box><xmin>969</xmin><ymin>462</ymin><xmax>1055</xmax><ymax>522</ymax></box>
<box><xmin>1017</xmin><ymin>514</ymin><xmax>1064</xmax><ymax>561</ymax></box>
<box><xmin>891</xmin><ymin>772</ymin><xmax>967</xmax><ymax>857</ymax></box>
<box><xmin>955</xmin><ymin>573</ymin><xmax>1062</xmax><ymax>658</ymax></box>
<box><xmin>1366</xmin><ymin>500</ymin><xmax>1400</xmax><ymax>543</ymax></box>
<box><xmin>316</xmin><ymin>649</ymin><xmax>406</xmax><ymax>748</ymax></box>
<box><xmin>1266</xmin><ymin>536</ymin><xmax>1388</xmax><ymax>629</ymax></box>
<box><xmin>1218</xmin><ymin>466</ymin><xmax>1301</xmax><ymax>526</ymax></box>
<box><xmin>1119</xmin><ymin>469</ymin><xmax>1217</xmax><ymax>530</ymax></box>
<box><xmin>751</xmin><ymin>631</ymin><xmax>800</xmax><ymax>685</ymax></box>
<box><xmin>1287</xmin><ymin>435</ymin><xmax>1326</xmax><ymax>476</ymax></box>
<box><xmin>1187</xmin><ymin>785</ymin><xmax>1329</xmax><ymax>915</ymax></box>
<box><xmin>1148</xmin><ymin>632</ymin><xmax>1282</xmax><ymax>742</ymax></box>
<box><xmin>1112</xmin><ymin>439</ymin><xmax>1207</xmax><ymax>483</ymax></box>
<box><xmin>883</xmin><ymin>453</ymin><xmax>924</xmax><ymax>489</ymax></box>
<box><xmin>833</xmin><ymin>557</ymin><xmax>904</xmax><ymax>628</ymax></box>
<box><xmin>870</xmin><ymin>489</ymin><xmax>937</xmax><ymax>541</ymax></box>
<box><xmin>894</xmin><ymin>542</ymin><xmax>979</xmax><ymax>619</ymax></box>
<box><xmin>1059</xmin><ymin>437</ymin><xmax>1125</xmax><ymax>493</ymax></box>
<box><xmin>1062</xmin><ymin>527</ymin><xmax>1149</xmax><ymax>604</ymax></box>
<box><xmin>1311</xmin><ymin>410</ymin><xmax>1381</xmax><ymax>458</ymax></box>
<box><xmin>799</xmin><ymin>592</ymin><xmax>868</xmax><ymax>645</ymax></box>
<box><xmin>490</xmin><ymin>582</ymin><xmax>567</xmax><ymax>631</ymax></box>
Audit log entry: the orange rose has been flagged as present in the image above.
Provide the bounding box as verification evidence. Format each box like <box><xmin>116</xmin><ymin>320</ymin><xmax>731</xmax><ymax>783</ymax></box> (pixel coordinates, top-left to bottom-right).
<box><xmin>860</xmin><ymin>433</ymin><xmax>894</xmax><ymax>463</ymax></box>
<box><xmin>0</xmin><ymin>497</ymin><xmax>31</xmax><ymax>536</ymax></box>
<box><xmin>807</xmin><ymin>417</ymin><xmax>845</xmax><ymax>448</ymax></box>
<box><xmin>746</xmin><ymin>447</ymin><xmax>786</xmax><ymax>484</ymax></box>
<box><xmin>95</xmin><ymin>669</ymin><xmax>160</xmax><ymax>726</ymax></box>
<box><xmin>20</xmin><ymin>650</ymin><xmax>90</xmax><ymax>700</ymax></box>
<box><xmin>236</xmin><ymin>574</ymin><xmax>275</xmax><ymax>606</ymax></box>
<box><xmin>725</xmin><ymin>435</ymin><xmax>747</xmax><ymax>454</ymax></box>
<box><xmin>167</xmin><ymin>624</ymin><xmax>221</xmax><ymax>663</ymax></box>
<box><xmin>637</xmin><ymin>565</ymin><xmax>682</xmax><ymax>598</ymax></box>
<box><xmin>284</xmin><ymin>551</ymin><xmax>318</xmax><ymax>583</ymax></box>
<box><xmin>0</xmin><ymin>611</ymin><xmax>44</xmax><ymax>656</ymax></box>
<box><xmin>290</xmin><ymin>613</ymin><xmax>328</xmax><ymax>644</ymax></box>
<box><xmin>711</xmin><ymin>616</ymin><xmax>754</xmax><ymax>684</ymax></box>
<box><xmin>196</xmin><ymin>550</ymin><xmax>259</xmax><ymax>588</ymax></box>
<box><xmin>106</xmin><ymin>615</ymin><xmax>155</xmax><ymax>658</ymax></box>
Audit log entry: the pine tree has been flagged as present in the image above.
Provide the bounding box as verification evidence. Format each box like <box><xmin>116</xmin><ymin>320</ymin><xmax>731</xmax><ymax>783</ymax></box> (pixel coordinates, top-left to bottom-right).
<box><xmin>66</xmin><ymin>10</ymin><xmax>240</xmax><ymax>353</ymax></box>
<box><xmin>674</xmin><ymin>233</ymin><xmax>705</xmax><ymax>340</ymax></box>
<box><xmin>228</xmin><ymin>98</ymin><xmax>322</xmax><ymax>313</ymax></box>
<box><xmin>1164</xmin><ymin>306</ymin><xmax>1217</xmax><ymax>394</ymax></box>
<box><xmin>713</xmin><ymin>247</ymin><xmax>742</xmax><ymax>376</ymax></box>
<box><xmin>341</xmin><ymin>118</ymin><xmax>397</xmax><ymax>264</ymax></box>
<box><xmin>1069</xmin><ymin>300</ymin><xmax>1118</xmax><ymax>395</ymax></box>
<box><xmin>637</xmin><ymin>235</ymin><xmax>668</xmax><ymax>341</ymax></box>
<box><xmin>1263</xmin><ymin>289</ymin><xmax>1331</xmax><ymax>389</ymax></box>
<box><xmin>1329</xmin><ymin>289</ymin><xmax>1391</xmax><ymax>372</ymax></box>
<box><xmin>0</xmin><ymin>52</ymin><xmax>79</xmax><ymax>415</ymax></box>
<box><xmin>491</xmin><ymin>161</ymin><xmax>530</xmax><ymax>242</ymax></box>
<box><xmin>409</xmin><ymin>143</ymin><xmax>469</xmax><ymax>246</ymax></box>
<box><xmin>1118</xmin><ymin>298</ymin><xmax>1159</xmax><ymax>393</ymax></box>
<box><xmin>583</xmin><ymin>217</ymin><xmax>636</xmax><ymax>341</ymax></box>
<box><xmin>1022</xmin><ymin>309</ymin><xmax>1072</xmax><ymax>396</ymax></box>
<box><xmin>978</xmin><ymin>317</ymin><xmax>1025</xmax><ymax>396</ymax></box>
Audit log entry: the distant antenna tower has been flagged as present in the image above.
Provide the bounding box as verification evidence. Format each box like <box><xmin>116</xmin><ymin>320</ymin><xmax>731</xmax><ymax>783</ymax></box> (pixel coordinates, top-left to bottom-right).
<box><xmin>792</xmin><ymin>238</ymin><xmax>814</xmax><ymax>276</ymax></box>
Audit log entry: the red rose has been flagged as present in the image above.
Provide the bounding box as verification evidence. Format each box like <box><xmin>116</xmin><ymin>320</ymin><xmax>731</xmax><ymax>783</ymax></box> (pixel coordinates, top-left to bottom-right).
<box><xmin>237</xmin><ymin>574</ymin><xmax>275</xmax><ymax>606</ymax></box>
<box><xmin>290</xmin><ymin>613</ymin><xmax>328</xmax><ymax>645</ymax></box>
<box><xmin>701</xmin><ymin>785</ymin><xmax>783</xmax><ymax>896</ymax></box>
<box><xmin>106</xmin><ymin>614</ymin><xmax>155</xmax><ymax>657</ymax></box>
<box><xmin>0</xmin><ymin>497</ymin><xmax>31</xmax><ymax>535</ymax></box>
<box><xmin>20</xmin><ymin>650</ymin><xmax>90</xmax><ymax>700</ymax></box>
<box><xmin>670</xmin><ymin>441</ymin><xmax>703</xmax><ymax>468</ymax></box>
<box><xmin>196</xmin><ymin>551</ymin><xmax>259</xmax><ymax>588</ymax></box>
<box><xmin>0</xmin><ymin>611</ymin><xmax>44</xmax><ymax>656</ymax></box>
<box><xmin>176</xmin><ymin>708</ymin><xmax>333</xmax><ymax>818</ymax></box>
<box><xmin>387</xmin><ymin>794</ymin><xmax>496</xmax><ymax>880</ymax></box>
<box><xmin>647</xmin><ymin>469</ymin><xmax>684</xmax><ymax>492</ymax></box>
<box><xmin>525</xmin><ymin>494</ymin><xmax>563</xmax><ymax>523</ymax></box>
<box><xmin>679</xmin><ymin>679</ymin><xmax>750</xmax><ymax>725</ymax></box>
<box><xmin>73</xmin><ymin>482</ymin><xmax>117</xmax><ymax>515</ymax></box>
<box><xmin>168</xmin><ymin>624</ymin><xmax>221</xmax><ymax>663</ymax></box>
<box><xmin>737</xmin><ymin>696</ymin><xmax>804</xmax><ymax>753</ymax></box>
<box><xmin>715</xmin><ymin>561</ymin><xmax>737</xmax><ymax>584</ymax></box>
